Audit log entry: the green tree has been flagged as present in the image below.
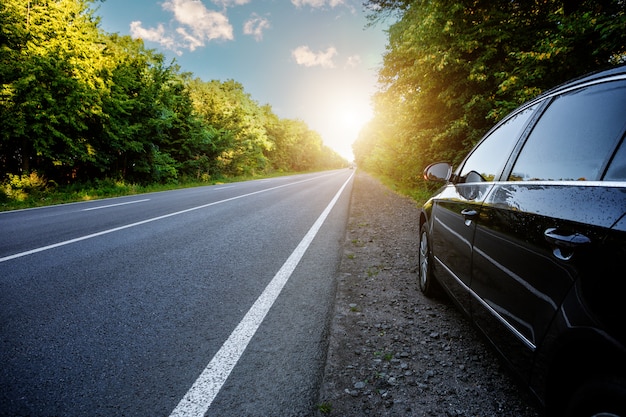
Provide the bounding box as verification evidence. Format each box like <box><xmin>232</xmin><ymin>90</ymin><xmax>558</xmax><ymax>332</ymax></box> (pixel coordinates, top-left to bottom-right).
<box><xmin>95</xmin><ymin>34</ymin><xmax>171</xmax><ymax>183</ymax></box>
<box><xmin>187</xmin><ymin>78</ymin><xmax>273</xmax><ymax>177</ymax></box>
<box><xmin>0</xmin><ymin>0</ymin><xmax>109</xmax><ymax>181</ymax></box>
<box><xmin>91</xmin><ymin>33</ymin><xmax>194</xmax><ymax>184</ymax></box>
<box><xmin>264</xmin><ymin>117</ymin><xmax>308</xmax><ymax>171</ymax></box>
<box><xmin>356</xmin><ymin>0</ymin><xmax>626</xmax><ymax>187</ymax></box>
<box><xmin>0</xmin><ymin>0</ymin><xmax>344</xmax><ymax>191</ymax></box>
<box><xmin>263</xmin><ymin>115</ymin><xmax>345</xmax><ymax>172</ymax></box>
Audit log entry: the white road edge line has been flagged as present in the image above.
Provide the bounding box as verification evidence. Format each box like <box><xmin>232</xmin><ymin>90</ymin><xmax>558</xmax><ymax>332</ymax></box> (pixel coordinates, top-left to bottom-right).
<box><xmin>168</xmin><ymin>171</ymin><xmax>354</xmax><ymax>417</ymax></box>
<box><xmin>0</xmin><ymin>173</ymin><xmax>335</xmax><ymax>263</ymax></box>
<box><xmin>82</xmin><ymin>199</ymin><xmax>150</xmax><ymax>211</ymax></box>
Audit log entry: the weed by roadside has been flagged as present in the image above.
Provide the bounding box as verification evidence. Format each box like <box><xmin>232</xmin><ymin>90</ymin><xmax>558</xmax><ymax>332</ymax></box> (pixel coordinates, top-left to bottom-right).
<box><xmin>0</xmin><ymin>170</ymin><xmax>308</xmax><ymax>212</ymax></box>
<box><xmin>366</xmin><ymin>265</ymin><xmax>380</xmax><ymax>277</ymax></box>
<box><xmin>316</xmin><ymin>401</ymin><xmax>332</xmax><ymax>414</ymax></box>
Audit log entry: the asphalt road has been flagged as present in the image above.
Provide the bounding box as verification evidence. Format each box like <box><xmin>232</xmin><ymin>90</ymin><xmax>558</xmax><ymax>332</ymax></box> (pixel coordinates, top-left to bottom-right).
<box><xmin>0</xmin><ymin>169</ymin><xmax>354</xmax><ymax>417</ymax></box>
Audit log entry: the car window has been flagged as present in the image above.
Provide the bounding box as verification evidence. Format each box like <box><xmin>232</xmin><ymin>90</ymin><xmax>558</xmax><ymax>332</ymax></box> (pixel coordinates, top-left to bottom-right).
<box><xmin>459</xmin><ymin>105</ymin><xmax>537</xmax><ymax>183</ymax></box>
<box><xmin>509</xmin><ymin>80</ymin><xmax>626</xmax><ymax>182</ymax></box>
<box><xmin>605</xmin><ymin>138</ymin><xmax>626</xmax><ymax>181</ymax></box>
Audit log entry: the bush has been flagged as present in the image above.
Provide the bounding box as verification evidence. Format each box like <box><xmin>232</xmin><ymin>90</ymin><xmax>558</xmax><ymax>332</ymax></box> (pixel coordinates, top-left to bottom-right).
<box><xmin>1</xmin><ymin>172</ymin><xmax>53</xmax><ymax>202</ymax></box>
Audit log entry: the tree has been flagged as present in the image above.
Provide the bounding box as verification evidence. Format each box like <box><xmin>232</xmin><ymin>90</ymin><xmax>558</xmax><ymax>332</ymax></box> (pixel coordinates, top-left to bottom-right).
<box><xmin>0</xmin><ymin>0</ymin><xmax>344</xmax><ymax>190</ymax></box>
<box><xmin>187</xmin><ymin>78</ymin><xmax>273</xmax><ymax>177</ymax></box>
<box><xmin>0</xmin><ymin>0</ymin><xmax>108</xmax><ymax>181</ymax></box>
<box><xmin>100</xmin><ymin>35</ymin><xmax>178</xmax><ymax>183</ymax></box>
<box><xmin>356</xmin><ymin>0</ymin><xmax>626</xmax><ymax>187</ymax></box>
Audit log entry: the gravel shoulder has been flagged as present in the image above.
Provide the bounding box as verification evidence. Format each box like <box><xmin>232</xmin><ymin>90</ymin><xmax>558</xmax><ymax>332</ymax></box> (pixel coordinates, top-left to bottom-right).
<box><xmin>316</xmin><ymin>170</ymin><xmax>540</xmax><ymax>417</ymax></box>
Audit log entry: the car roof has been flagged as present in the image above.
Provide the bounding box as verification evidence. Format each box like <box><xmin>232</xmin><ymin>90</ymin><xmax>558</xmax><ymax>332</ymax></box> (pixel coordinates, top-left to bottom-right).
<box><xmin>488</xmin><ymin>64</ymin><xmax>626</xmax><ymax>135</ymax></box>
<box><xmin>533</xmin><ymin>64</ymin><xmax>626</xmax><ymax>102</ymax></box>
<box><xmin>460</xmin><ymin>64</ymin><xmax>626</xmax><ymax>180</ymax></box>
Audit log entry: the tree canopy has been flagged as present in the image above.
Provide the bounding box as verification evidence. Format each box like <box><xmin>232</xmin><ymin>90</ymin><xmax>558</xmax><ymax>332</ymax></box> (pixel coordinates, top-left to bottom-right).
<box><xmin>354</xmin><ymin>0</ymin><xmax>626</xmax><ymax>188</ymax></box>
<box><xmin>0</xmin><ymin>0</ymin><xmax>346</xmax><ymax>190</ymax></box>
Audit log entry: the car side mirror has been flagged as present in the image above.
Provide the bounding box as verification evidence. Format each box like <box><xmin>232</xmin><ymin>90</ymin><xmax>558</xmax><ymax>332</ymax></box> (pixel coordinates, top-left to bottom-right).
<box><xmin>424</xmin><ymin>162</ymin><xmax>452</xmax><ymax>182</ymax></box>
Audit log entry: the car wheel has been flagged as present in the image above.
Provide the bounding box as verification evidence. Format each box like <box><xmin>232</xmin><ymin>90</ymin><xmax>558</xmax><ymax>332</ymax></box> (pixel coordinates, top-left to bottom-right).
<box><xmin>564</xmin><ymin>377</ymin><xmax>626</xmax><ymax>417</ymax></box>
<box><xmin>418</xmin><ymin>228</ymin><xmax>438</xmax><ymax>297</ymax></box>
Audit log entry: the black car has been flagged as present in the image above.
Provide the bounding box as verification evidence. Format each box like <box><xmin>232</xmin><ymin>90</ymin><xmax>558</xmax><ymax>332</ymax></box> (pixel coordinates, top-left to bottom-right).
<box><xmin>419</xmin><ymin>65</ymin><xmax>626</xmax><ymax>416</ymax></box>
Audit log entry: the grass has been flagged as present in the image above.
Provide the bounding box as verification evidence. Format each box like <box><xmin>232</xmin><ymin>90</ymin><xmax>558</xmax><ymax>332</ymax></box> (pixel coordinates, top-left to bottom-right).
<box><xmin>316</xmin><ymin>401</ymin><xmax>332</xmax><ymax>414</ymax></box>
<box><xmin>374</xmin><ymin>351</ymin><xmax>394</xmax><ymax>362</ymax></box>
<box><xmin>351</xmin><ymin>238</ymin><xmax>365</xmax><ymax>247</ymax></box>
<box><xmin>366</xmin><ymin>266</ymin><xmax>380</xmax><ymax>277</ymax></box>
<box><xmin>374</xmin><ymin>351</ymin><xmax>394</xmax><ymax>361</ymax></box>
<box><xmin>366</xmin><ymin>171</ymin><xmax>434</xmax><ymax>206</ymax></box>
<box><xmin>0</xmin><ymin>170</ymin><xmax>310</xmax><ymax>212</ymax></box>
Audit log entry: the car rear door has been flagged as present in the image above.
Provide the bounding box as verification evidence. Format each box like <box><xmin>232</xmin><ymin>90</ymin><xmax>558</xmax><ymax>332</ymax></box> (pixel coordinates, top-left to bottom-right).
<box><xmin>469</xmin><ymin>79</ymin><xmax>626</xmax><ymax>380</ymax></box>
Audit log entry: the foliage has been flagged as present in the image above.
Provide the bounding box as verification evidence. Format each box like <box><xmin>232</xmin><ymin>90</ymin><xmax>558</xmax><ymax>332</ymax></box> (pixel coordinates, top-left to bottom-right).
<box><xmin>264</xmin><ymin>114</ymin><xmax>345</xmax><ymax>172</ymax></box>
<box><xmin>1</xmin><ymin>171</ymin><xmax>52</xmax><ymax>202</ymax></box>
<box><xmin>0</xmin><ymin>0</ymin><xmax>346</xmax><ymax>204</ymax></box>
<box><xmin>316</xmin><ymin>401</ymin><xmax>333</xmax><ymax>414</ymax></box>
<box><xmin>187</xmin><ymin>78</ymin><xmax>272</xmax><ymax>177</ymax></box>
<box><xmin>355</xmin><ymin>0</ymin><xmax>626</xmax><ymax>191</ymax></box>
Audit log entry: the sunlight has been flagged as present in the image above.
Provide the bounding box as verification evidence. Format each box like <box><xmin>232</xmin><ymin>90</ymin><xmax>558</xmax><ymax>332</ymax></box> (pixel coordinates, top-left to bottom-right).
<box><xmin>327</xmin><ymin>98</ymin><xmax>372</xmax><ymax>161</ymax></box>
<box><xmin>340</xmin><ymin>108</ymin><xmax>367</xmax><ymax>132</ymax></box>
<box><xmin>304</xmin><ymin>81</ymin><xmax>375</xmax><ymax>162</ymax></box>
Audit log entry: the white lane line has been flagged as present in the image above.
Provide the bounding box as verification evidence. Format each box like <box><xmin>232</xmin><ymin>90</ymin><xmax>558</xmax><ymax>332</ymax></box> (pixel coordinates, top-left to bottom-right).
<box><xmin>82</xmin><ymin>199</ymin><xmax>150</xmax><ymax>211</ymax></box>
<box><xmin>0</xmin><ymin>174</ymin><xmax>335</xmax><ymax>263</ymax></box>
<box><xmin>168</xmin><ymin>171</ymin><xmax>354</xmax><ymax>417</ymax></box>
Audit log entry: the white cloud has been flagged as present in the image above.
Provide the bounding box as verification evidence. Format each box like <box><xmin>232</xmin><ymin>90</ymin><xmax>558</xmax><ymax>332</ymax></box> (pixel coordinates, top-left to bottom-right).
<box><xmin>176</xmin><ymin>27</ymin><xmax>204</xmax><ymax>51</ymax></box>
<box><xmin>243</xmin><ymin>14</ymin><xmax>271</xmax><ymax>41</ymax></box>
<box><xmin>130</xmin><ymin>21</ymin><xmax>179</xmax><ymax>52</ymax></box>
<box><xmin>130</xmin><ymin>0</ymin><xmax>234</xmax><ymax>53</ymax></box>
<box><xmin>345</xmin><ymin>54</ymin><xmax>361</xmax><ymax>68</ymax></box>
<box><xmin>213</xmin><ymin>0</ymin><xmax>251</xmax><ymax>7</ymax></box>
<box><xmin>292</xmin><ymin>46</ymin><xmax>338</xmax><ymax>68</ymax></box>
<box><xmin>163</xmin><ymin>0</ymin><xmax>233</xmax><ymax>42</ymax></box>
<box><xmin>291</xmin><ymin>0</ymin><xmax>346</xmax><ymax>8</ymax></box>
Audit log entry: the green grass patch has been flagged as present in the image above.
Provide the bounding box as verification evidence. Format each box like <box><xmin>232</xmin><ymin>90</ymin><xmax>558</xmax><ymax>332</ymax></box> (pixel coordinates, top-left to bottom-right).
<box><xmin>374</xmin><ymin>351</ymin><xmax>394</xmax><ymax>361</ymax></box>
<box><xmin>365</xmin><ymin>171</ymin><xmax>435</xmax><ymax>206</ymax></box>
<box><xmin>366</xmin><ymin>266</ymin><xmax>380</xmax><ymax>277</ymax></box>
<box><xmin>316</xmin><ymin>401</ymin><xmax>332</xmax><ymax>414</ymax></box>
<box><xmin>0</xmin><ymin>170</ymin><xmax>310</xmax><ymax>212</ymax></box>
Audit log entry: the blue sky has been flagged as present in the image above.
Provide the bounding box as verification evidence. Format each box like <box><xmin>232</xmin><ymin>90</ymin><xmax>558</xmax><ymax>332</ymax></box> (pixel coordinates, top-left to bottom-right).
<box><xmin>94</xmin><ymin>0</ymin><xmax>391</xmax><ymax>160</ymax></box>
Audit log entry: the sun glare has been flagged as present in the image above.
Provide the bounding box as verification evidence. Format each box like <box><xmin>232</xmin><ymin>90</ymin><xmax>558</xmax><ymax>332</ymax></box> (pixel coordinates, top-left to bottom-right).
<box><xmin>324</xmin><ymin>100</ymin><xmax>372</xmax><ymax>161</ymax></box>
<box><xmin>341</xmin><ymin>108</ymin><xmax>366</xmax><ymax>132</ymax></box>
<box><xmin>330</xmin><ymin>97</ymin><xmax>370</xmax><ymax>129</ymax></box>
<box><xmin>307</xmin><ymin>87</ymin><xmax>374</xmax><ymax>162</ymax></box>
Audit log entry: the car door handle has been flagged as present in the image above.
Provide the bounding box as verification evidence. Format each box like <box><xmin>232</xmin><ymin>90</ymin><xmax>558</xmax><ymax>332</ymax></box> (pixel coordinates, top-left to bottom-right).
<box><xmin>544</xmin><ymin>228</ymin><xmax>591</xmax><ymax>260</ymax></box>
<box><xmin>461</xmin><ymin>209</ymin><xmax>478</xmax><ymax>217</ymax></box>
<box><xmin>544</xmin><ymin>228</ymin><xmax>591</xmax><ymax>247</ymax></box>
<box><xmin>461</xmin><ymin>209</ymin><xmax>478</xmax><ymax>226</ymax></box>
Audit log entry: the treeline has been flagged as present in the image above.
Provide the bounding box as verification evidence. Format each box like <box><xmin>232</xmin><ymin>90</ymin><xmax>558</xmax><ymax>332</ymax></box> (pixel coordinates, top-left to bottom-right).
<box><xmin>0</xmin><ymin>0</ymin><xmax>346</xmax><ymax>188</ymax></box>
<box><xmin>354</xmin><ymin>0</ymin><xmax>626</xmax><ymax>191</ymax></box>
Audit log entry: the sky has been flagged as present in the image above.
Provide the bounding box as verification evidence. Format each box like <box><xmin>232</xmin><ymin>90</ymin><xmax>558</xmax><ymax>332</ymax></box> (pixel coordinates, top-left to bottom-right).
<box><xmin>93</xmin><ymin>0</ymin><xmax>392</xmax><ymax>161</ymax></box>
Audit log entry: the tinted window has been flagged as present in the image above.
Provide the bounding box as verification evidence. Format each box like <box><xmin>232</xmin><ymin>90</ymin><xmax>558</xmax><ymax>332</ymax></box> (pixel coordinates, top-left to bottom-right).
<box><xmin>510</xmin><ymin>81</ymin><xmax>626</xmax><ymax>181</ymax></box>
<box><xmin>459</xmin><ymin>105</ymin><xmax>537</xmax><ymax>183</ymax></box>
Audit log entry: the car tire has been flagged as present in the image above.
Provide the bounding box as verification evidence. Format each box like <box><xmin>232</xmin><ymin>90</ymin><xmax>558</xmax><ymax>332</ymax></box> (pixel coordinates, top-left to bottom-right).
<box><xmin>564</xmin><ymin>377</ymin><xmax>626</xmax><ymax>417</ymax></box>
<box><xmin>418</xmin><ymin>228</ymin><xmax>439</xmax><ymax>297</ymax></box>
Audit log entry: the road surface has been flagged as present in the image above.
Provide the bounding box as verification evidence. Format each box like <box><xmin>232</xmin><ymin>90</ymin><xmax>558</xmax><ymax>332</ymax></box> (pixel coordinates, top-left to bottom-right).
<box><xmin>0</xmin><ymin>169</ymin><xmax>354</xmax><ymax>417</ymax></box>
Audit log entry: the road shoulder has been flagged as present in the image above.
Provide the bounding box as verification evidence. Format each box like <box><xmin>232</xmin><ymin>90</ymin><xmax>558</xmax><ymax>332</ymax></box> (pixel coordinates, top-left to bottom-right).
<box><xmin>317</xmin><ymin>171</ymin><xmax>539</xmax><ymax>416</ymax></box>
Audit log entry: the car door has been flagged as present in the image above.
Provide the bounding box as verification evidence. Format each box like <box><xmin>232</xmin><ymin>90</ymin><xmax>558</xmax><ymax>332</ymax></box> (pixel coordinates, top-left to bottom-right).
<box><xmin>469</xmin><ymin>79</ymin><xmax>626</xmax><ymax>381</ymax></box>
<box><xmin>429</xmin><ymin>105</ymin><xmax>537</xmax><ymax>314</ymax></box>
